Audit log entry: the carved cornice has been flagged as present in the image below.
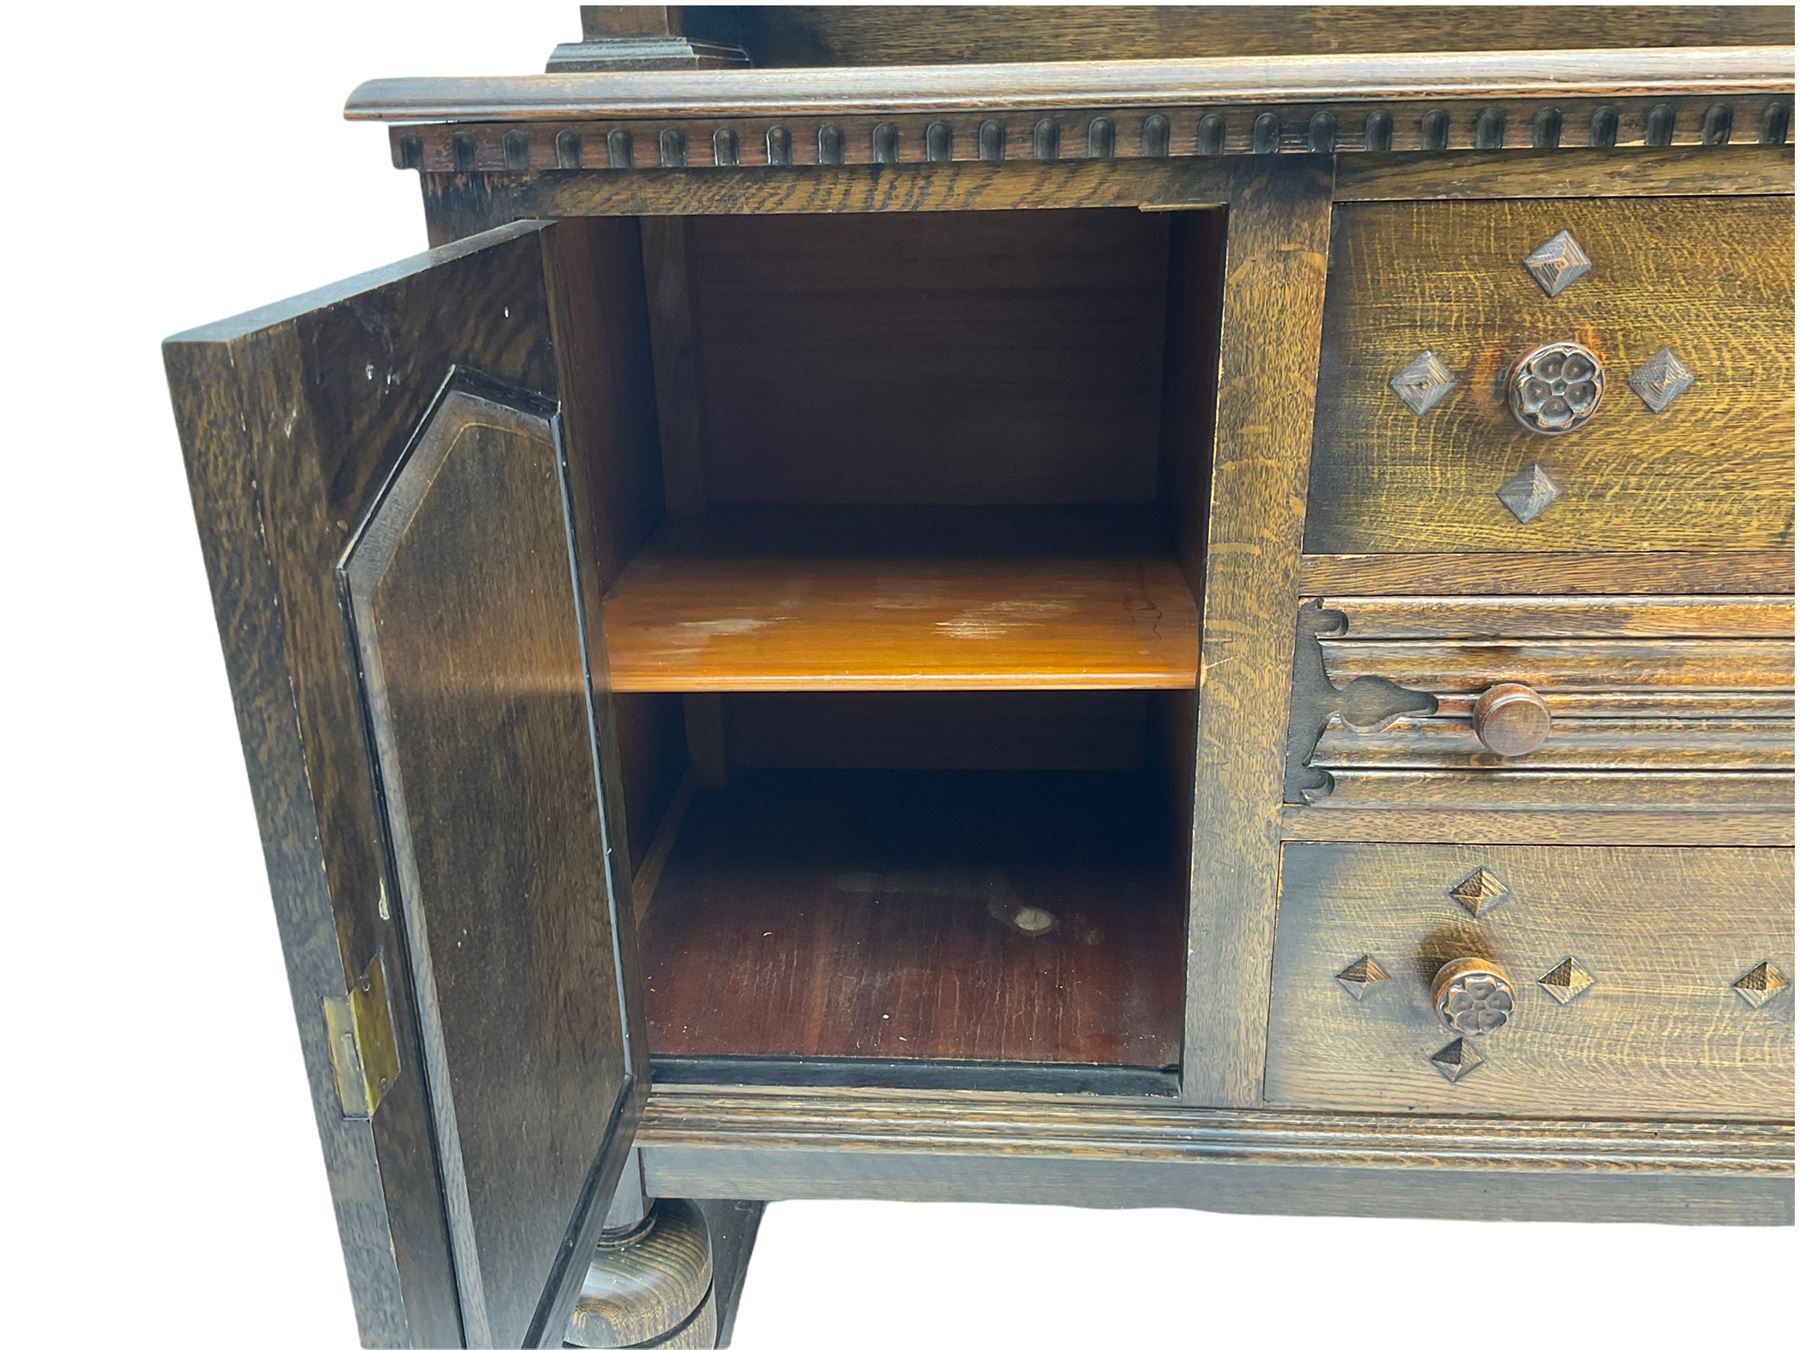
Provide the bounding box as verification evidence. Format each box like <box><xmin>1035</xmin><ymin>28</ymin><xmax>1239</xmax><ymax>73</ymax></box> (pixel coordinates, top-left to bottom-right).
<box><xmin>348</xmin><ymin>46</ymin><xmax>1793</xmax><ymax>120</ymax></box>
<box><xmin>380</xmin><ymin>92</ymin><xmax>1791</xmax><ymax>172</ymax></box>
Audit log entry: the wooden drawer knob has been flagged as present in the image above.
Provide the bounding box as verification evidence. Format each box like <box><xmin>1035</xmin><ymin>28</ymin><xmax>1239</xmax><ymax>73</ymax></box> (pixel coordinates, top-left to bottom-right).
<box><xmin>1508</xmin><ymin>341</ymin><xmax>1605</xmax><ymax>434</ymax></box>
<box><xmin>1473</xmin><ymin>682</ymin><xmax>1552</xmax><ymax>757</ymax></box>
<box><xmin>1432</xmin><ymin>957</ymin><xmax>1516</xmax><ymax>1036</ymax></box>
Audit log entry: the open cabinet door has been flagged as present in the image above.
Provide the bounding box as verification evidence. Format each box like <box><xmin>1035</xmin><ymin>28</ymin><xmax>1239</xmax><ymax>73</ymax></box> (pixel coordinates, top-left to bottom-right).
<box><xmin>166</xmin><ymin>219</ymin><xmax>648</xmax><ymax>1348</ymax></box>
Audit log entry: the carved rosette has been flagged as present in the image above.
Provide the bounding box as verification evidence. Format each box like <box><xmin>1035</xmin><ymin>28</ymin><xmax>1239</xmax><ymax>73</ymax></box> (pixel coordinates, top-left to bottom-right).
<box><xmin>1432</xmin><ymin>957</ymin><xmax>1516</xmax><ymax>1036</ymax></box>
<box><xmin>1508</xmin><ymin>342</ymin><xmax>1604</xmax><ymax>434</ymax></box>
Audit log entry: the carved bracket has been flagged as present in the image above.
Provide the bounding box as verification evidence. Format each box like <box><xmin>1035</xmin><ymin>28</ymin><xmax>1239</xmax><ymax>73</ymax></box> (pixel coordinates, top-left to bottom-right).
<box><xmin>1285</xmin><ymin>601</ymin><xmax>1439</xmax><ymax>804</ymax></box>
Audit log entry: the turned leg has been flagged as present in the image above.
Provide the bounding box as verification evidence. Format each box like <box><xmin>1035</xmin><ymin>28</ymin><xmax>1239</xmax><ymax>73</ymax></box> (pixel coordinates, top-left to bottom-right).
<box><xmin>565</xmin><ymin>1152</ymin><xmax>765</xmax><ymax>1349</ymax></box>
<box><xmin>567</xmin><ymin>1198</ymin><xmax>718</xmax><ymax>1348</ymax></box>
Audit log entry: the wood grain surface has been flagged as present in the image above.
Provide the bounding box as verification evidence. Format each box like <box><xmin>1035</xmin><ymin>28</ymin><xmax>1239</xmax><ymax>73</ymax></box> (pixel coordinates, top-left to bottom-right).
<box><xmin>1299</xmin><ymin>550</ymin><xmax>1796</xmax><ymax>594</ymax></box>
<box><xmin>166</xmin><ymin>222</ymin><xmax>591</xmax><ymax>1346</ymax></box>
<box><xmin>1320</xmin><ymin>637</ymin><xmax>1793</xmax><ymax>691</ymax></box>
<box><xmin>638</xmin><ymin>769</ymin><xmax>1185</xmax><ymax>1068</ymax></box>
<box><xmin>1312</xmin><ymin>593</ymin><xmax>1796</xmax><ymax>638</ymax></box>
<box><xmin>1292</xmin><ymin>594</ymin><xmax>1794</xmax><ymax>810</ymax></box>
<box><xmin>685</xmin><ymin>209</ymin><xmax>1171</xmax><ymax>507</ymax></box>
<box><xmin>567</xmin><ymin>1200</ymin><xmax>715</xmax><ymax>1349</ymax></box>
<box><xmin>600</xmin><ymin>508</ymin><xmax>1199</xmax><ymax>691</ymax></box>
<box><xmin>1334</xmin><ymin>144</ymin><xmax>1796</xmax><ymax>201</ymax></box>
<box><xmin>384</xmin><ymin>91</ymin><xmax>1791</xmax><ymax>174</ymax></box>
<box><xmin>1307</xmin><ymin>196</ymin><xmax>1795</xmax><ymax>552</ymax></box>
<box><xmin>1264</xmin><ymin>844</ymin><xmax>1794</xmax><ymax>1117</ymax></box>
<box><xmin>342</xmin><ymin>381</ymin><xmax>640</xmax><ymax>1348</ymax></box>
<box><xmin>634</xmin><ymin>1084</ymin><xmax>1792</xmax><ymax>1222</ymax></box>
<box><xmin>1183</xmin><ymin>158</ymin><xmax>1335</xmax><ymax>1107</ymax></box>
<box><xmin>345</xmin><ymin>46</ymin><xmax>1794</xmax><ymax>121</ymax></box>
<box><xmin>720</xmin><ymin>6</ymin><xmax>1796</xmax><ymax>67</ymax></box>
<box><xmin>1279</xmin><ymin>805</ymin><xmax>1796</xmax><ymax>846</ymax></box>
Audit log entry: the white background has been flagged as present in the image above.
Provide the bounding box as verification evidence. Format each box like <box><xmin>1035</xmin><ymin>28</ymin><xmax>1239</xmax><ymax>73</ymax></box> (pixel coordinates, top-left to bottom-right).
<box><xmin>5</xmin><ymin>1</ymin><xmax>1794</xmax><ymax>1346</ymax></box>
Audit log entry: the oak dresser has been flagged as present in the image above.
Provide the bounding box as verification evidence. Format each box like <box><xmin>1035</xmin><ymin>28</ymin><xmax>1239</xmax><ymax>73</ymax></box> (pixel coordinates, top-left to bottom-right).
<box><xmin>163</xmin><ymin>6</ymin><xmax>1797</xmax><ymax>1347</ymax></box>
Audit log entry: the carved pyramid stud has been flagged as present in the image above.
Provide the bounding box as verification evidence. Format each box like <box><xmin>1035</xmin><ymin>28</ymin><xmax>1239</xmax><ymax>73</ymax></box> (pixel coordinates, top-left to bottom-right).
<box><xmin>1429</xmin><ymin>1037</ymin><xmax>1485</xmax><ymax>1083</ymax></box>
<box><xmin>1522</xmin><ymin>229</ymin><xmax>1592</xmax><ymax>296</ymax></box>
<box><xmin>1335</xmin><ymin>955</ymin><xmax>1390</xmax><ymax>1000</ymax></box>
<box><xmin>1731</xmin><ymin>961</ymin><xmax>1791</xmax><ymax>1009</ymax></box>
<box><xmin>1448</xmin><ymin>865</ymin><xmax>1511</xmax><ymax>918</ymax></box>
<box><xmin>1627</xmin><ymin>347</ymin><xmax>1696</xmax><ymax>413</ymax></box>
<box><xmin>1537</xmin><ymin>957</ymin><xmax>1596</xmax><ymax>1005</ymax></box>
<box><xmin>1497</xmin><ymin>462</ymin><xmax>1562</xmax><ymax>524</ymax></box>
<box><xmin>1390</xmin><ymin>350</ymin><xmax>1458</xmax><ymax>415</ymax></box>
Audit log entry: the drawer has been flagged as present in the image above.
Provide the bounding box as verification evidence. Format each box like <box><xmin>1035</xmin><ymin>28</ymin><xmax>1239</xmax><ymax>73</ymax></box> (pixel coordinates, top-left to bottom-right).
<box><xmin>1285</xmin><ymin>594</ymin><xmax>1795</xmax><ymax>810</ymax></box>
<box><xmin>1307</xmin><ymin>196</ymin><xmax>1794</xmax><ymax>553</ymax></box>
<box><xmin>1265</xmin><ymin>844</ymin><xmax>1794</xmax><ymax>1117</ymax></box>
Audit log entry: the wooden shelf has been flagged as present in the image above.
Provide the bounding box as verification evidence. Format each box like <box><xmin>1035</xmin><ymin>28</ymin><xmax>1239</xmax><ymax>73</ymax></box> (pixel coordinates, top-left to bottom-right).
<box><xmin>639</xmin><ymin>769</ymin><xmax>1186</xmax><ymax>1068</ymax></box>
<box><xmin>601</xmin><ymin>507</ymin><xmax>1198</xmax><ymax>692</ymax></box>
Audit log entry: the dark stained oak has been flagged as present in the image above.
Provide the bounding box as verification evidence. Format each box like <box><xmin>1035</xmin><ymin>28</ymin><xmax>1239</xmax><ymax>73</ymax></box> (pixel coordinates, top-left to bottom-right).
<box><xmin>1183</xmin><ymin>158</ymin><xmax>1335</xmax><ymax>1108</ymax></box>
<box><xmin>638</xmin><ymin>769</ymin><xmax>1186</xmax><ymax>1069</ymax></box>
<box><xmin>1299</xmin><ymin>552</ymin><xmax>1797</xmax><ymax>595</ymax></box>
<box><xmin>345</xmin><ymin>46</ymin><xmax>1793</xmax><ymax>121</ymax></box>
<box><xmin>716</xmin><ymin>6</ymin><xmax>1795</xmax><ymax>67</ymax></box>
<box><xmin>1290</xmin><ymin>594</ymin><xmax>1795</xmax><ymax>812</ymax></box>
<box><xmin>1307</xmin><ymin>196</ymin><xmax>1795</xmax><ymax>553</ymax></box>
<box><xmin>171</xmin><ymin>10</ymin><xmax>1800</xmax><ymax>1340</ymax></box>
<box><xmin>1471</xmin><ymin>682</ymin><xmax>1554</xmax><ymax>756</ymax></box>
<box><xmin>567</xmin><ymin>1201</ymin><xmax>717</xmax><ymax>1349</ymax></box>
<box><xmin>685</xmin><ymin>209</ymin><xmax>1172</xmax><ymax>508</ymax></box>
<box><xmin>1279</xmin><ymin>805</ymin><xmax>1796</xmax><ymax>846</ymax></box>
<box><xmin>341</xmin><ymin>380</ymin><xmax>640</xmax><ymax>1348</ymax></box>
<box><xmin>167</xmin><ymin>222</ymin><xmax>654</xmax><ymax>1348</ymax></box>
<box><xmin>635</xmin><ymin>1085</ymin><xmax>1794</xmax><ymax>1222</ymax></box>
<box><xmin>1334</xmin><ymin>144</ymin><xmax>1796</xmax><ymax>200</ymax></box>
<box><xmin>1264</xmin><ymin>844</ymin><xmax>1795</xmax><ymax>1118</ymax></box>
<box><xmin>600</xmin><ymin>508</ymin><xmax>1199</xmax><ymax>692</ymax></box>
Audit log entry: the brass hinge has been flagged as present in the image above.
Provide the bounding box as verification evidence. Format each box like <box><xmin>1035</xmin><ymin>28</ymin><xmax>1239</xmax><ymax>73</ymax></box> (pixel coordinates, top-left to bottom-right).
<box><xmin>323</xmin><ymin>954</ymin><xmax>401</xmax><ymax>1120</ymax></box>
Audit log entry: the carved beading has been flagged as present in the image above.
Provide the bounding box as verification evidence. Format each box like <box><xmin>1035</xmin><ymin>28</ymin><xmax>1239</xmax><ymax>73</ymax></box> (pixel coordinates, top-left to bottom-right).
<box><xmin>387</xmin><ymin>94</ymin><xmax>1780</xmax><ymax>174</ymax></box>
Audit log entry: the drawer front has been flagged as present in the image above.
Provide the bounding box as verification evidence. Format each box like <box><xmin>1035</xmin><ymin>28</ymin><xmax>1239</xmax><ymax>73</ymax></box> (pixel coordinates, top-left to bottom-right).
<box><xmin>1307</xmin><ymin>196</ymin><xmax>1794</xmax><ymax>553</ymax></box>
<box><xmin>1286</xmin><ymin>594</ymin><xmax>1795</xmax><ymax>810</ymax></box>
<box><xmin>1265</xmin><ymin>844</ymin><xmax>1794</xmax><ymax>1117</ymax></box>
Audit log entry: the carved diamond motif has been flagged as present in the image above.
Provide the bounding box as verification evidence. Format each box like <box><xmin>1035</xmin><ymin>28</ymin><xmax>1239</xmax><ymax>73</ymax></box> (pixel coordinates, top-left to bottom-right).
<box><xmin>1537</xmin><ymin>957</ymin><xmax>1596</xmax><ymax>1005</ymax></box>
<box><xmin>1335</xmin><ymin>955</ymin><xmax>1390</xmax><ymax>1000</ymax></box>
<box><xmin>1448</xmin><ymin>865</ymin><xmax>1512</xmax><ymax>918</ymax></box>
<box><xmin>1627</xmin><ymin>347</ymin><xmax>1696</xmax><ymax>413</ymax></box>
<box><xmin>1731</xmin><ymin>961</ymin><xmax>1791</xmax><ymax>1008</ymax></box>
<box><xmin>1389</xmin><ymin>350</ymin><xmax>1458</xmax><ymax>415</ymax></box>
<box><xmin>1497</xmin><ymin>462</ymin><xmax>1562</xmax><ymax>524</ymax></box>
<box><xmin>1522</xmin><ymin>229</ymin><xmax>1593</xmax><ymax>296</ymax></box>
<box><xmin>1429</xmin><ymin>1037</ymin><xmax>1485</xmax><ymax>1083</ymax></box>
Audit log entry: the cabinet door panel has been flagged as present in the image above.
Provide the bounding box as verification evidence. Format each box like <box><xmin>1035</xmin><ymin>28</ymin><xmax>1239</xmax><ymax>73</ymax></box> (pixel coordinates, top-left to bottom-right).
<box><xmin>167</xmin><ymin>220</ymin><xmax>644</xmax><ymax>1348</ymax></box>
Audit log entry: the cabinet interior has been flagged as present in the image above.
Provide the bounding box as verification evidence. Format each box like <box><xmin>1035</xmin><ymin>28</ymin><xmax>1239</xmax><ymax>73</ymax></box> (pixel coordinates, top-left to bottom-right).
<box><xmin>574</xmin><ymin>206</ymin><xmax>1226</xmax><ymax>1091</ymax></box>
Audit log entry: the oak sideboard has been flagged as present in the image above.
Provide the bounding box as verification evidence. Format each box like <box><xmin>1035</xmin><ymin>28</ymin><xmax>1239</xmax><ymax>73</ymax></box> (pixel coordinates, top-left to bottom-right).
<box><xmin>164</xmin><ymin>6</ymin><xmax>1797</xmax><ymax>1346</ymax></box>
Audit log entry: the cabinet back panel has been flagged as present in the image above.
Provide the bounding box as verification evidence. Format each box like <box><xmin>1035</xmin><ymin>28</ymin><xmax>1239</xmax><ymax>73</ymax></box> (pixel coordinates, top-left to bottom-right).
<box><xmin>688</xmin><ymin>209</ymin><xmax>1173</xmax><ymax>504</ymax></box>
<box><xmin>726</xmin><ymin>691</ymin><xmax>1153</xmax><ymax>772</ymax></box>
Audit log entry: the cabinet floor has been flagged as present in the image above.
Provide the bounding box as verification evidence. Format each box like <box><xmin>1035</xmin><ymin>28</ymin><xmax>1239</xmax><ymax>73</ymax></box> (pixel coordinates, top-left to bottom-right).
<box><xmin>638</xmin><ymin>768</ymin><xmax>1186</xmax><ymax>1068</ymax></box>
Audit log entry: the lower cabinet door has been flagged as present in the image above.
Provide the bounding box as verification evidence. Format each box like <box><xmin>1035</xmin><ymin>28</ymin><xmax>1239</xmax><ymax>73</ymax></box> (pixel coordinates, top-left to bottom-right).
<box><xmin>1265</xmin><ymin>845</ymin><xmax>1793</xmax><ymax>1117</ymax></box>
